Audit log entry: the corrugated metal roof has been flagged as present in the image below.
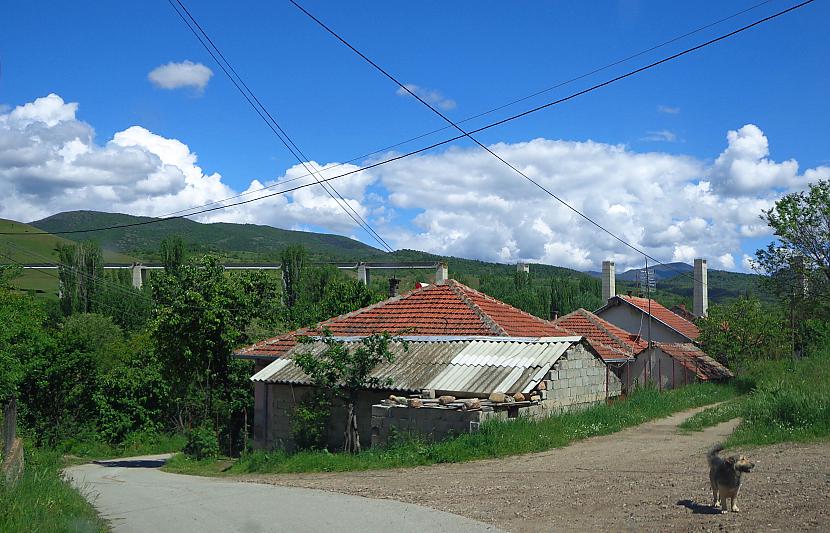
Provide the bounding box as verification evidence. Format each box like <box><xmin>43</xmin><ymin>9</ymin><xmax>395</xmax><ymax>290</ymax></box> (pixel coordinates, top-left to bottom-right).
<box><xmin>251</xmin><ymin>337</ymin><xmax>581</xmax><ymax>396</ymax></box>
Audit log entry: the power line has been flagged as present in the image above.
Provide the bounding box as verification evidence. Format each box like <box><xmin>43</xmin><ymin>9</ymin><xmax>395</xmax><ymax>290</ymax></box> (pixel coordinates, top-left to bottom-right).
<box><xmin>288</xmin><ymin>0</ymin><xmax>813</xmax><ymax>287</ymax></box>
<box><xmin>150</xmin><ymin>0</ymin><xmax>779</xmax><ymax>220</ymax></box>
<box><xmin>0</xmin><ymin>0</ymin><xmax>812</xmax><ymax>244</ymax></box>
<box><xmin>166</xmin><ymin>0</ymin><xmax>394</xmax><ymax>253</ymax></box>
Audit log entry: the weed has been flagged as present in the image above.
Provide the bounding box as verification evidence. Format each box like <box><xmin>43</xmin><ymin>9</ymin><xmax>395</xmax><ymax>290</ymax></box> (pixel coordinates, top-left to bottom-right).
<box><xmin>0</xmin><ymin>447</ymin><xmax>107</xmax><ymax>533</ymax></box>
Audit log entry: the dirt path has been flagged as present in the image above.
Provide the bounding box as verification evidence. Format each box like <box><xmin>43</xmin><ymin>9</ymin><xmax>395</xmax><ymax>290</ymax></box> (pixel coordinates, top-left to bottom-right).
<box><xmin>246</xmin><ymin>406</ymin><xmax>830</xmax><ymax>532</ymax></box>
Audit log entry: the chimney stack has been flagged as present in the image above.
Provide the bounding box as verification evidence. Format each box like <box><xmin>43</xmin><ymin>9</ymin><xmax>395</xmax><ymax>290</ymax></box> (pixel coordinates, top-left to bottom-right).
<box><xmin>435</xmin><ymin>262</ymin><xmax>448</xmax><ymax>284</ymax></box>
<box><xmin>388</xmin><ymin>277</ymin><xmax>400</xmax><ymax>298</ymax></box>
<box><xmin>517</xmin><ymin>263</ymin><xmax>530</xmax><ymax>274</ymax></box>
<box><xmin>693</xmin><ymin>258</ymin><xmax>708</xmax><ymax>317</ymax></box>
<box><xmin>601</xmin><ymin>261</ymin><xmax>615</xmax><ymax>302</ymax></box>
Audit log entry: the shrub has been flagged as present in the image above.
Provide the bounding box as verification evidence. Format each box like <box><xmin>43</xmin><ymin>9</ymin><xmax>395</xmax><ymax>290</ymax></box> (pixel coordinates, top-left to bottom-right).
<box><xmin>183</xmin><ymin>425</ymin><xmax>220</xmax><ymax>460</ymax></box>
<box><xmin>290</xmin><ymin>392</ymin><xmax>331</xmax><ymax>451</ymax></box>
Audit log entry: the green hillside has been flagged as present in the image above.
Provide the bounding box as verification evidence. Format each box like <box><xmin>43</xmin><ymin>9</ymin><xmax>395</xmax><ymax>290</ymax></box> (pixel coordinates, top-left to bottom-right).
<box><xmin>30</xmin><ymin>211</ymin><xmax>382</xmax><ymax>262</ymax></box>
<box><xmin>0</xmin><ymin>218</ymin><xmax>136</xmax><ymax>295</ymax></box>
<box><xmin>21</xmin><ymin>210</ymin><xmax>768</xmax><ymax>308</ymax></box>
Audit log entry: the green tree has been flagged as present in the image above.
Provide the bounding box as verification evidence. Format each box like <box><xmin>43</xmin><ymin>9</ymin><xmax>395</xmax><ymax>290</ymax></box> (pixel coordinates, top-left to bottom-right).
<box><xmin>56</xmin><ymin>240</ymin><xmax>103</xmax><ymax>315</ymax></box>
<box><xmin>698</xmin><ymin>297</ymin><xmax>790</xmax><ymax>368</ymax></box>
<box><xmin>160</xmin><ymin>235</ymin><xmax>186</xmax><ymax>275</ymax></box>
<box><xmin>97</xmin><ymin>269</ymin><xmax>152</xmax><ymax>332</ymax></box>
<box><xmin>755</xmin><ymin>180</ymin><xmax>830</xmax><ymax>351</ymax></box>
<box><xmin>150</xmin><ymin>255</ymin><xmax>279</xmax><ymax>452</ymax></box>
<box><xmin>0</xmin><ymin>290</ymin><xmax>50</xmax><ymax>403</ymax></box>
<box><xmin>280</xmin><ymin>245</ymin><xmax>306</xmax><ymax>309</ymax></box>
<box><xmin>294</xmin><ymin>332</ymin><xmax>399</xmax><ymax>453</ymax></box>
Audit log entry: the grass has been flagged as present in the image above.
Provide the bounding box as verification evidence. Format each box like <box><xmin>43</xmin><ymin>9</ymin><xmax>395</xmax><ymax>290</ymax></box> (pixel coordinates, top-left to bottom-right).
<box><xmin>56</xmin><ymin>431</ymin><xmax>186</xmax><ymax>461</ymax></box>
<box><xmin>678</xmin><ymin>345</ymin><xmax>830</xmax><ymax>448</ymax></box>
<box><xmin>165</xmin><ymin>382</ymin><xmax>737</xmax><ymax>476</ymax></box>
<box><xmin>0</xmin><ymin>447</ymin><xmax>107</xmax><ymax>533</ymax></box>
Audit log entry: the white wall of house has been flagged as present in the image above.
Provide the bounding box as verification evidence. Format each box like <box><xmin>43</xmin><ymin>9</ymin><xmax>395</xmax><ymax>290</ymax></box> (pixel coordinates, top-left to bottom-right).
<box><xmin>596</xmin><ymin>303</ymin><xmax>690</xmax><ymax>344</ymax></box>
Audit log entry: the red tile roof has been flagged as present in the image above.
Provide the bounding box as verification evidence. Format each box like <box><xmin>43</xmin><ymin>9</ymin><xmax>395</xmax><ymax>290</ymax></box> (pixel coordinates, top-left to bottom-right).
<box><xmin>655</xmin><ymin>343</ymin><xmax>733</xmax><ymax>381</ymax></box>
<box><xmin>606</xmin><ymin>295</ymin><xmax>700</xmax><ymax>340</ymax></box>
<box><xmin>554</xmin><ymin>308</ymin><xmax>648</xmax><ymax>362</ymax></box>
<box><xmin>237</xmin><ymin>280</ymin><xmax>572</xmax><ymax>358</ymax></box>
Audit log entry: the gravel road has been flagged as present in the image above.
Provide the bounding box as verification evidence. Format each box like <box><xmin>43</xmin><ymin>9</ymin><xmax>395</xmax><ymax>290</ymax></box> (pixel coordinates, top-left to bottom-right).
<box><xmin>65</xmin><ymin>455</ymin><xmax>502</xmax><ymax>533</ymax></box>
<box><xmin>248</xmin><ymin>407</ymin><xmax>830</xmax><ymax>532</ymax></box>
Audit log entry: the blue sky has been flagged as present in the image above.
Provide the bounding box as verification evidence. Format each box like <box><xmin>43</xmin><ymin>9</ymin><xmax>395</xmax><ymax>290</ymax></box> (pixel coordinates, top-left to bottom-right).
<box><xmin>1</xmin><ymin>0</ymin><xmax>827</xmax><ymax>272</ymax></box>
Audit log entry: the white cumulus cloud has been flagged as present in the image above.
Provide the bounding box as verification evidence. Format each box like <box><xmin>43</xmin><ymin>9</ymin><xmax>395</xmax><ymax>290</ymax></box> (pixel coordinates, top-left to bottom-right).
<box><xmin>1</xmin><ymin>94</ymin><xmax>825</xmax><ymax>273</ymax></box>
<box><xmin>148</xmin><ymin>60</ymin><xmax>214</xmax><ymax>91</ymax></box>
<box><xmin>396</xmin><ymin>83</ymin><xmax>456</xmax><ymax>111</ymax></box>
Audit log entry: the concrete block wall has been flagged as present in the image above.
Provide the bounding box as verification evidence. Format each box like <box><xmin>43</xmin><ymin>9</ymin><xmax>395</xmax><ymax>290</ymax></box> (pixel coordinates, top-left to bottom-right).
<box><xmin>541</xmin><ymin>344</ymin><xmax>622</xmax><ymax>412</ymax></box>
<box><xmin>254</xmin><ymin>383</ymin><xmax>388</xmax><ymax>451</ymax></box>
<box><xmin>370</xmin><ymin>405</ymin><xmax>489</xmax><ymax>447</ymax></box>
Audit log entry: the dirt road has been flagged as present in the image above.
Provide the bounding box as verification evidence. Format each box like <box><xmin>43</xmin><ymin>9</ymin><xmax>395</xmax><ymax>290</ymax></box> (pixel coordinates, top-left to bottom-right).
<box><xmin>249</xmin><ymin>406</ymin><xmax>830</xmax><ymax>532</ymax></box>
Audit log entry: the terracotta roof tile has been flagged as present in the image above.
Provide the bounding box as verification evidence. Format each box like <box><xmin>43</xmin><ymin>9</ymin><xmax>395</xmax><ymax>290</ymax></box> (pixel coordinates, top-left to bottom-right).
<box><xmin>237</xmin><ymin>280</ymin><xmax>571</xmax><ymax>359</ymax></box>
<box><xmin>656</xmin><ymin>343</ymin><xmax>733</xmax><ymax>381</ymax></box>
<box><xmin>553</xmin><ymin>308</ymin><xmax>647</xmax><ymax>362</ymax></box>
<box><xmin>611</xmin><ymin>295</ymin><xmax>700</xmax><ymax>340</ymax></box>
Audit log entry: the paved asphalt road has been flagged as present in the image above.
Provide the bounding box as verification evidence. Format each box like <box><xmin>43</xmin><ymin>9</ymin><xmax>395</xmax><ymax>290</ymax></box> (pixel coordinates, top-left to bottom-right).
<box><xmin>66</xmin><ymin>455</ymin><xmax>502</xmax><ymax>533</ymax></box>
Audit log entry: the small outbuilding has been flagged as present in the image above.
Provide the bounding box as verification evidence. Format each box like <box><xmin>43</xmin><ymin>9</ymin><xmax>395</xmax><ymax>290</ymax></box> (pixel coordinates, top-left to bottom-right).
<box><xmin>249</xmin><ymin>335</ymin><xmax>621</xmax><ymax>450</ymax></box>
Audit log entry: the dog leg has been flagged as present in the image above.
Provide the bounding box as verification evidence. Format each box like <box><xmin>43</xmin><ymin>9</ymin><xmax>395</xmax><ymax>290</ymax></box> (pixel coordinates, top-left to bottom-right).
<box><xmin>719</xmin><ymin>494</ymin><xmax>728</xmax><ymax>514</ymax></box>
<box><xmin>711</xmin><ymin>482</ymin><xmax>720</xmax><ymax>509</ymax></box>
<box><xmin>732</xmin><ymin>488</ymin><xmax>741</xmax><ymax>512</ymax></box>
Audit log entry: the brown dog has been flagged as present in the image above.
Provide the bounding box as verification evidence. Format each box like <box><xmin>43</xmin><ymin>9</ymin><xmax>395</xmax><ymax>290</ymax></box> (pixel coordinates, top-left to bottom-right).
<box><xmin>707</xmin><ymin>443</ymin><xmax>755</xmax><ymax>513</ymax></box>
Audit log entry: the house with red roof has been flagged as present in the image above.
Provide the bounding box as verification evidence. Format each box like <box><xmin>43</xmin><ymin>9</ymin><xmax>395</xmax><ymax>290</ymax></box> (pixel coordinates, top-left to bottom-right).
<box><xmin>554</xmin><ymin>306</ymin><xmax>731</xmax><ymax>392</ymax></box>
<box><xmin>237</xmin><ymin>280</ymin><xmax>622</xmax><ymax>450</ymax></box>
<box><xmin>594</xmin><ymin>294</ymin><xmax>700</xmax><ymax>344</ymax></box>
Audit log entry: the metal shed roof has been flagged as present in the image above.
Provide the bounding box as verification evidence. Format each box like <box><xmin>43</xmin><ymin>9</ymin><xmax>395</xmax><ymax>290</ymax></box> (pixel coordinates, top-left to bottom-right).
<box><xmin>250</xmin><ymin>336</ymin><xmax>584</xmax><ymax>396</ymax></box>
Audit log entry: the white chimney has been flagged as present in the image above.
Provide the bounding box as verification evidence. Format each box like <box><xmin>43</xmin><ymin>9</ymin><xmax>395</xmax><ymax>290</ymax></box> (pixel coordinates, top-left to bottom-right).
<box><xmin>517</xmin><ymin>263</ymin><xmax>529</xmax><ymax>274</ymax></box>
<box><xmin>435</xmin><ymin>262</ymin><xmax>448</xmax><ymax>284</ymax></box>
<box><xmin>693</xmin><ymin>258</ymin><xmax>708</xmax><ymax>317</ymax></box>
<box><xmin>601</xmin><ymin>261</ymin><xmax>615</xmax><ymax>302</ymax></box>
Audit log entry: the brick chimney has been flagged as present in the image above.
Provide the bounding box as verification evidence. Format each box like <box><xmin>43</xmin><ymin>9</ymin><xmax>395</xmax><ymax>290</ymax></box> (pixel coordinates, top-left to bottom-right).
<box><xmin>601</xmin><ymin>260</ymin><xmax>615</xmax><ymax>302</ymax></box>
<box><xmin>693</xmin><ymin>258</ymin><xmax>708</xmax><ymax>317</ymax></box>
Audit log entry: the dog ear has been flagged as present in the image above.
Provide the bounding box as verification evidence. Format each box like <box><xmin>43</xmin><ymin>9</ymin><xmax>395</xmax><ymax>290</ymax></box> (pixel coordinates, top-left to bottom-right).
<box><xmin>726</xmin><ymin>456</ymin><xmax>736</xmax><ymax>465</ymax></box>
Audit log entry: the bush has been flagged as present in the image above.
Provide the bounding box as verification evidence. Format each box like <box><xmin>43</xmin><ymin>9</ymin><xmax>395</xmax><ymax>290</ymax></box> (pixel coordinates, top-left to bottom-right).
<box><xmin>290</xmin><ymin>392</ymin><xmax>331</xmax><ymax>450</ymax></box>
<box><xmin>183</xmin><ymin>425</ymin><xmax>220</xmax><ymax>460</ymax></box>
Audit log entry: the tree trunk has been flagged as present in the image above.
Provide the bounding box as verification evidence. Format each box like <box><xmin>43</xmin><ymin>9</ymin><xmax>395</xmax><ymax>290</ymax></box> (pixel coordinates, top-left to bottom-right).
<box><xmin>343</xmin><ymin>401</ymin><xmax>360</xmax><ymax>454</ymax></box>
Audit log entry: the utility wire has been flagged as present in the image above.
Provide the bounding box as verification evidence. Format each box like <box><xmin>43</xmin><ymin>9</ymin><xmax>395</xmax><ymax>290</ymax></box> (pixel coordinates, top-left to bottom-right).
<box><xmin>288</xmin><ymin>0</ymin><xmax>813</xmax><ymax>287</ymax></box>
<box><xmin>0</xmin><ymin>0</ymin><xmax>812</xmax><ymax>247</ymax></box>
<box><xmin>155</xmin><ymin>0</ymin><xmax>778</xmax><ymax>220</ymax></box>
<box><xmin>167</xmin><ymin>0</ymin><xmax>394</xmax><ymax>253</ymax></box>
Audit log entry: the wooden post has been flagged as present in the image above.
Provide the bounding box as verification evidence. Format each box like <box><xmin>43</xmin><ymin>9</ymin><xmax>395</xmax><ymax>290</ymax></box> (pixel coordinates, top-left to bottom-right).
<box><xmin>605</xmin><ymin>366</ymin><xmax>609</xmax><ymax>400</ymax></box>
<box><xmin>3</xmin><ymin>398</ymin><xmax>17</xmax><ymax>457</ymax></box>
<box><xmin>658</xmin><ymin>358</ymin><xmax>662</xmax><ymax>392</ymax></box>
<box><xmin>672</xmin><ymin>359</ymin><xmax>676</xmax><ymax>389</ymax></box>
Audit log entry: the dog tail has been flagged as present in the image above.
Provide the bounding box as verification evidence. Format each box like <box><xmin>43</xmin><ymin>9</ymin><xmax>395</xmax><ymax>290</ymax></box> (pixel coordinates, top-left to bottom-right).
<box><xmin>707</xmin><ymin>443</ymin><xmax>724</xmax><ymax>465</ymax></box>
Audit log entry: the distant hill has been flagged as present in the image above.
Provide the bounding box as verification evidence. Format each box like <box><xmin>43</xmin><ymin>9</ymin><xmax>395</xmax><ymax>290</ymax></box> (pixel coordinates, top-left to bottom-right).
<box><xmin>18</xmin><ymin>210</ymin><xmax>768</xmax><ymax>306</ymax></box>
<box><xmin>30</xmin><ymin>211</ymin><xmax>383</xmax><ymax>262</ymax></box>
<box><xmin>0</xmin><ymin>218</ymin><xmax>136</xmax><ymax>295</ymax></box>
<box><xmin>584</xmin><ymin>262</ymin><xmax>694</xmax><ymax>281</ymax></box>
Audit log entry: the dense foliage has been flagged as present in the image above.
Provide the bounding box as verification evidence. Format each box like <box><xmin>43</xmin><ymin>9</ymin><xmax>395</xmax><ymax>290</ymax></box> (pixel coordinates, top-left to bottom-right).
<box><xmin>294</xmin><ymin>333</ymin><xmax>399</xmax><ymax>453</ymax></box>
<box><xmin>697</xmin><ymin>297</ymin><xmax>790</xmax><ymax>366</ymax></box>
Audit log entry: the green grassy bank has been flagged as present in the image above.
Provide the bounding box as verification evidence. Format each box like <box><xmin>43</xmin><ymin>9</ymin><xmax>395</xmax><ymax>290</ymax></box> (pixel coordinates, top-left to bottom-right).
<box><xmin>680</xmin><ymin>345</ymin><xmax>830</xmax><ymax>447</ymax></box>
<box><xmin>0</xmin><ymin>447</ymin><xmax>107</xmax><ymax>533</ymax></box>
<box><xmin>166</xmin><ymin>382</ymin><xmax>736</xmax><ymax>476</ymax></box>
